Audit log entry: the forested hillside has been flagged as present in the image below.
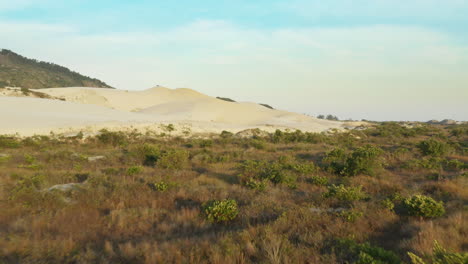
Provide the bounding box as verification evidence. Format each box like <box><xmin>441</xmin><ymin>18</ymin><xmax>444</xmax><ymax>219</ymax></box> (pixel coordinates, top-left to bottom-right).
<box><xmin>0</xmin><ymin>49</ymin><xmax>112</xmax><ymax>89</ymax></box>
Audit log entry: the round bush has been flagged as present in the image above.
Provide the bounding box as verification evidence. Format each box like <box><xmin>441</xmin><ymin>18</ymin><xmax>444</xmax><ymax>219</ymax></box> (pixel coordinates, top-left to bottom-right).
<box><xmin>402</xmin><ymin>195</ymin><xmax>445</xmax><ymax>218</ymax></box>
<box><xmin>203</xmin><ymin>199</ymin><xmax>239</xmax><ymax>223</ymax></box>
<box><xmin>417</xmin><ymin>139</ymin><xmax>449</xmax><ymax>157</ymax></box>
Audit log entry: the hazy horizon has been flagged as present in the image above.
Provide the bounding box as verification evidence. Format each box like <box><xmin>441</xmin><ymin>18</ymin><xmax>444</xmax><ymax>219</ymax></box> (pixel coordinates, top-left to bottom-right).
<box><xmin>1</xmin><ymin>0</ymin><xmax>467</xmax><ymax>121</ymax></box>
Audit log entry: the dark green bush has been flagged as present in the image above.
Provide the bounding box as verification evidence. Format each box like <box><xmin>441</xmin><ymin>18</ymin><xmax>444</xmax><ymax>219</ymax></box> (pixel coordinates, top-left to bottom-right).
<box><xmin>336</xmin><ymin>210</ymin><xmax>363</xmax><ymax>223</ymax></box>
<box><xmin>308</xmin><ymin>175</ymin><xmax>329</xmax><ymax>186</ymax></box>
<box><xmin>343</xmin><ymin>145</ymin><xmax>384</xmax><ymax>176</ymax></box>
<box><xmin>381</xmin><ymin>198</ymin><xmax>395</xmax><ymax>211</ymax></box>
<box><xmin>402</xmin><ymin>195</ymin><xmax>445</xmax><ymax>218</ymax></box>
<box><xmin>417</xmin><ymin>139</ymin><xmax>450</xmax><ymax>157</ymax></box>
<box><xmin>443</xmin><ymin>159</ymin><xmax>466</xmax><ymax>171</ymax></box>
<box><xmin>323</xmin><ymin>145</ymin><xmax>383</xmax><ymax>176</ymax></box>
<box><xmin>198</xmin><ymin>139</ymin><xmax>213</xmax><ymax>148</ymax></box>
<box><xmin>238</xmin><ymin>159</ymin><xmax>297</xmax><ymax>187</ymax></box>
<box><xmin>270</xmin><ymin>129</ymin><xmax>326</xmax><ymax>144</ymax></box>
<box><xmin>0</xmin><ymin>136</ymin><xmax>22</xmax><ymax>148</ymax></box>
<box><xmin>250</xmin><ymin>139</ymin><xmax>266</xmax><ymax>150</ymax></box>
<box><xmin>96</xmin><ymin>129</ymin><xmax>127</xmax><ymax>146</ymax></box>
<box><xmin>243</xmin><ymin>177</ymin><xmax>267</xmax><ymax>191</ymax></box>
<box><xmin>216</xmin><ymin>97</ymin><xmax>236</xmax><ymax>102</ymax></box>
<box><xmin>127</xmin><ymin>166</ymin><xmax>143</xmax><ymax>175</ymax></box>
<box><xmin>408</xmin><ymin>241</ymin><xmax>468</xmax><ymax>264</ymax></box>
<box><xmin>138</xmin><ymin>144</ymin><xmax>162</xmax><ymax>166</ymax></box>
<box><xmin>203</xmin><ymin>199</ymin><xmax>239</xmax><ymax>223</ymax></box>
<box><xmin>333</xmin><ymin>238</ymin><xmax>401</xmax><ymax>264</ymax></box>
<box><xmin>259</xmin><ymin>103</ymin><xmax>274</xmax><ymax>109</ymax></box>
<box><xmin>323</xmin><ymin>147</ymin><xmax>347</xmax><ymax>174</ymax></box>
<box><xmin>148</xmin><ymin>181</ymin><xmax>175</xmax><ymax>192</ymax></box>
<box><xmin>157</xmin><ymin>149</ymin><xmax>189</xmax><ymax>169</ymax></box>
<box><xmin>220</xmin><ymin>130</ymin><xmax>234</xmax><ymax>138</ymax></box>
<box><xmin>8</xmin><ymin>174</ymin><xmax>45</xmax><ymax>202</ymax></box>
<box><xmin>450</xmin><ymin>127</ymin><xmax>468</xmax><ymax>137</ymax></box>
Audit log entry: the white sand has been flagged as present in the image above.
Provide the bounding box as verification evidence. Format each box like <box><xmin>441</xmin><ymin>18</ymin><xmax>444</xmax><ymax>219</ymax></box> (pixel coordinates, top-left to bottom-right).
<box><xmin>0</xmin><ymin>86</ymin><xmax>356</xmax><ymax>136</ymax></box>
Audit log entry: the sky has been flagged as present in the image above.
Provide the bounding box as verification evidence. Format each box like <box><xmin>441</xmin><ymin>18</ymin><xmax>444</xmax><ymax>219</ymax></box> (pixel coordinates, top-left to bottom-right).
<box><xmin>1</xmin><ymin>0</ymin><xmax>467</xmax><ymax>121</ymax></box>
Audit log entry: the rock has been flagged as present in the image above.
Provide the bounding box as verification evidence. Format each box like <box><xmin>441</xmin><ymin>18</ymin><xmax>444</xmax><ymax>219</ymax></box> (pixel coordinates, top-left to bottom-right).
<box><xmin>47</xmin><ymin>183</ymin><xmax>83</xmax><ymax>192</ymax></box>
<box><xmin>87</xmin><ymin>155</ymin><xmax>106</xmax><ymax>162</ymax></box>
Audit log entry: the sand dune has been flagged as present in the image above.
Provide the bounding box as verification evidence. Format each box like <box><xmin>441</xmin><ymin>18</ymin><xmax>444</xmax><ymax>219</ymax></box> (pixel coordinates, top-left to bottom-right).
<box><xmin>0</xmin><ymin>86</ymin><xmax>353</xmax><ymax>136</ymax></box>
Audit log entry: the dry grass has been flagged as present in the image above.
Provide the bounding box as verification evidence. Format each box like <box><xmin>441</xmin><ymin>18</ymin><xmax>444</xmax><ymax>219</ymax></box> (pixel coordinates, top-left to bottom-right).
<box><xmin>0</xmin><ymin>123</ymin><xmax>466</xmax><ymax>263</ymax></box>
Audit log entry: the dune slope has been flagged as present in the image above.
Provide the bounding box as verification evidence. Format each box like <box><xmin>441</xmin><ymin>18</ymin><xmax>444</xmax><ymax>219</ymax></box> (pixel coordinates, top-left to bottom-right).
<box><xmin>0</xmin><ymin>86</ymin><xmax>349</xmax><ymax>136</ymax></box>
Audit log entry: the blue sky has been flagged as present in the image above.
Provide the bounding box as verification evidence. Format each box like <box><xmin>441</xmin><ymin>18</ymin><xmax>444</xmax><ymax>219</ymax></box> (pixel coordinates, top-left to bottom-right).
<box><xmin>1</xmin><ymin>0</ymin><xmax>467</xmax><ymax>120</ymax></box>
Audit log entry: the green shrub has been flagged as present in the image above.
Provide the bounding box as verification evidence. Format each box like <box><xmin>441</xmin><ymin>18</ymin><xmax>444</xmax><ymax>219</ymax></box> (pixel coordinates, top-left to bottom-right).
<box><xmin>343</xmin><ymin>145</ymin><xmax>384</xmax><ymax>176</ymax></box>
<box><xmin>250</xmin><ymin>139</ymin><xmax>266</xmax><ymax>150</ymax></box>
<box><xmin>220</xmin><ymin>130</ymin><xmax>234</xmax><ymax>138</ymax></box>
<box><xmin>417</xmin><ymin>139</ymin><xmax>449</xmax><ymax>157</ymax></box>
<box><xmin>333</xmin><ymin>238</ymin><xmax>401</xmax><ymax>264</ymax></box>
<box><xmin>402</xmin><ymin>195</ymin><xmax>445</xmax><ymax>218</ymax></box>
<box><xmin>450</xmin><ymin>127</ymin><xmax>467</xmax><ymax>137</ymax></box>
<box><xmin>408</xmin><ymin>241</ymin><xmax>468</xmax><ymax>264</ymax></box>
<box><xmin>323</xmin><ymin>184</ymin><xmax>367</xmax><ymax>202</ymax></box>
<box><xmin>203</xmin><ymin>199</ymin><xmax>239</xmax><ymax>223</ymax></box>
<box><xmin>148</xmin><ymin>181</ymin><xmax>174</xmax><ymax>192</ymax></box>
<box><xmin>290</xmin><ymin>162</ymin><xmax>317</xmax><ymax>175</ymax></box>
<box><xmin>9</xmin><ymin>174</ymin><xmax>45</xmax><ymax>202</ymax></box>
<box><xmin>157</xmin><ymin>149</ymin><xmax>189</xmax><ymax>169</ymax></box>
<box><xmin>96</xmin><ymin>129</ymin><xmax>127</xmax><ymax>146</ymax></box>
<box><xmin>443</xmin><ymin>159</ymin><xmax>466</xmax><ymax>171</ymax></box>
<box><xmin>243</xmin><ymin>177</ymin><xmax>267</xmax><ymax>191</ymax></box>
<box><xmin>271</xmin><ymin>129</ymin><xmax>326</xmax><ymax>144</ymax></box>
<box><xmin>127</xmin><ymin>166</ymin><xmax>143</xmax><ymax>175</ymax></box>
<box><xmin>308</xmin><ymin>175</ymin><xmax>328</xmax><ymax>186</ymax></box>
<box><xmin>337</xmin><ymin>210</ymin><xmax>363</xmax><ymax>223</ymax></box>
<box><xmin>198</xmin><ymin>139</ymin><xmax>213</xmax><ymax>148</ymax></box>
<box><xmin>159</xmin><ymin>123</ymin><xmax>175</xmax><ymax>133</ymax></box>
<box><xmin>261</xmin><ymin>162</ymin><xmax>288</xmax><ymax>184</ymax></box>
<box><xmin>139</xmin><ymin>144</ymin><xmax>162</xmax><ymax>166</ymax></box>
<box><xmin>381</xmin><ymin>198</ymin><xmax>395</xmax><ymax>211</ymax></box>
<box><xmin>18</xmin><ymin>154</ymin><xmax>42</xmax><ymax>170</ymax></box>
<box><xmin>0</xmin><ymin>136</ymin><xmax>22</xmax><ymax>148</ymax></box>
<box><xmin>238</xmin><ymin>159</ymin><xmax>297</xmax><ymax>186</ymax></box>
<box><xmin>323</xmin><ymin>148</ymin><xmax>347</xmax><ymax>174</ymax></box>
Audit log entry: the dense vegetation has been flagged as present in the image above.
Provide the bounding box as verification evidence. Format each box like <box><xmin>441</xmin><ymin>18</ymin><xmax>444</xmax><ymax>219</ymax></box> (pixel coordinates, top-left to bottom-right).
<box><xmin>0</xmin><ymin>122</ymin><xmax>467</xmax><ymax>263</ymax></box>
<box><xmin>0</xmin><ymin>49</ymin><xmax>112</xmax><ymax>89</ymax></box>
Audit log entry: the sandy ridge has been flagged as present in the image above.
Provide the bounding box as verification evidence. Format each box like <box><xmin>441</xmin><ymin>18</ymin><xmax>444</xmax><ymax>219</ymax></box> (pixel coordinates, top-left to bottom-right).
<box><xmin>0</xmin><ymin>86</ymin><xmax>356</xmax><ymax>136</ymax></box>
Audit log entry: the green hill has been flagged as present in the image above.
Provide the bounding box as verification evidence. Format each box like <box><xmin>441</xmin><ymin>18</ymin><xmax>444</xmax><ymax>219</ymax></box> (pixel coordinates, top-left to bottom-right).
<box><xmin>0</xmin><ymin>49</ymin><xmax>113</xmax><ymax>89</ymax></box>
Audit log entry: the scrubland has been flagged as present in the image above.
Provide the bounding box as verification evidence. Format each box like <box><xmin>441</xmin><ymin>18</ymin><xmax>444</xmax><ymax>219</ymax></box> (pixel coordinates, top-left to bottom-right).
<box><xmin>0</xmin><ymin>123</ymin><xmax>466</xmax><ymax>263</ymax></box>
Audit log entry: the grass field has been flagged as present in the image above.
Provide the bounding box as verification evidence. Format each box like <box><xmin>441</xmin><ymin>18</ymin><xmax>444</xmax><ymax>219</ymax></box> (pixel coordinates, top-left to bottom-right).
<box><xmin>0</xmin><ymin>123</ymin><xmax>466</xmax><ymax>263</ymax></box>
